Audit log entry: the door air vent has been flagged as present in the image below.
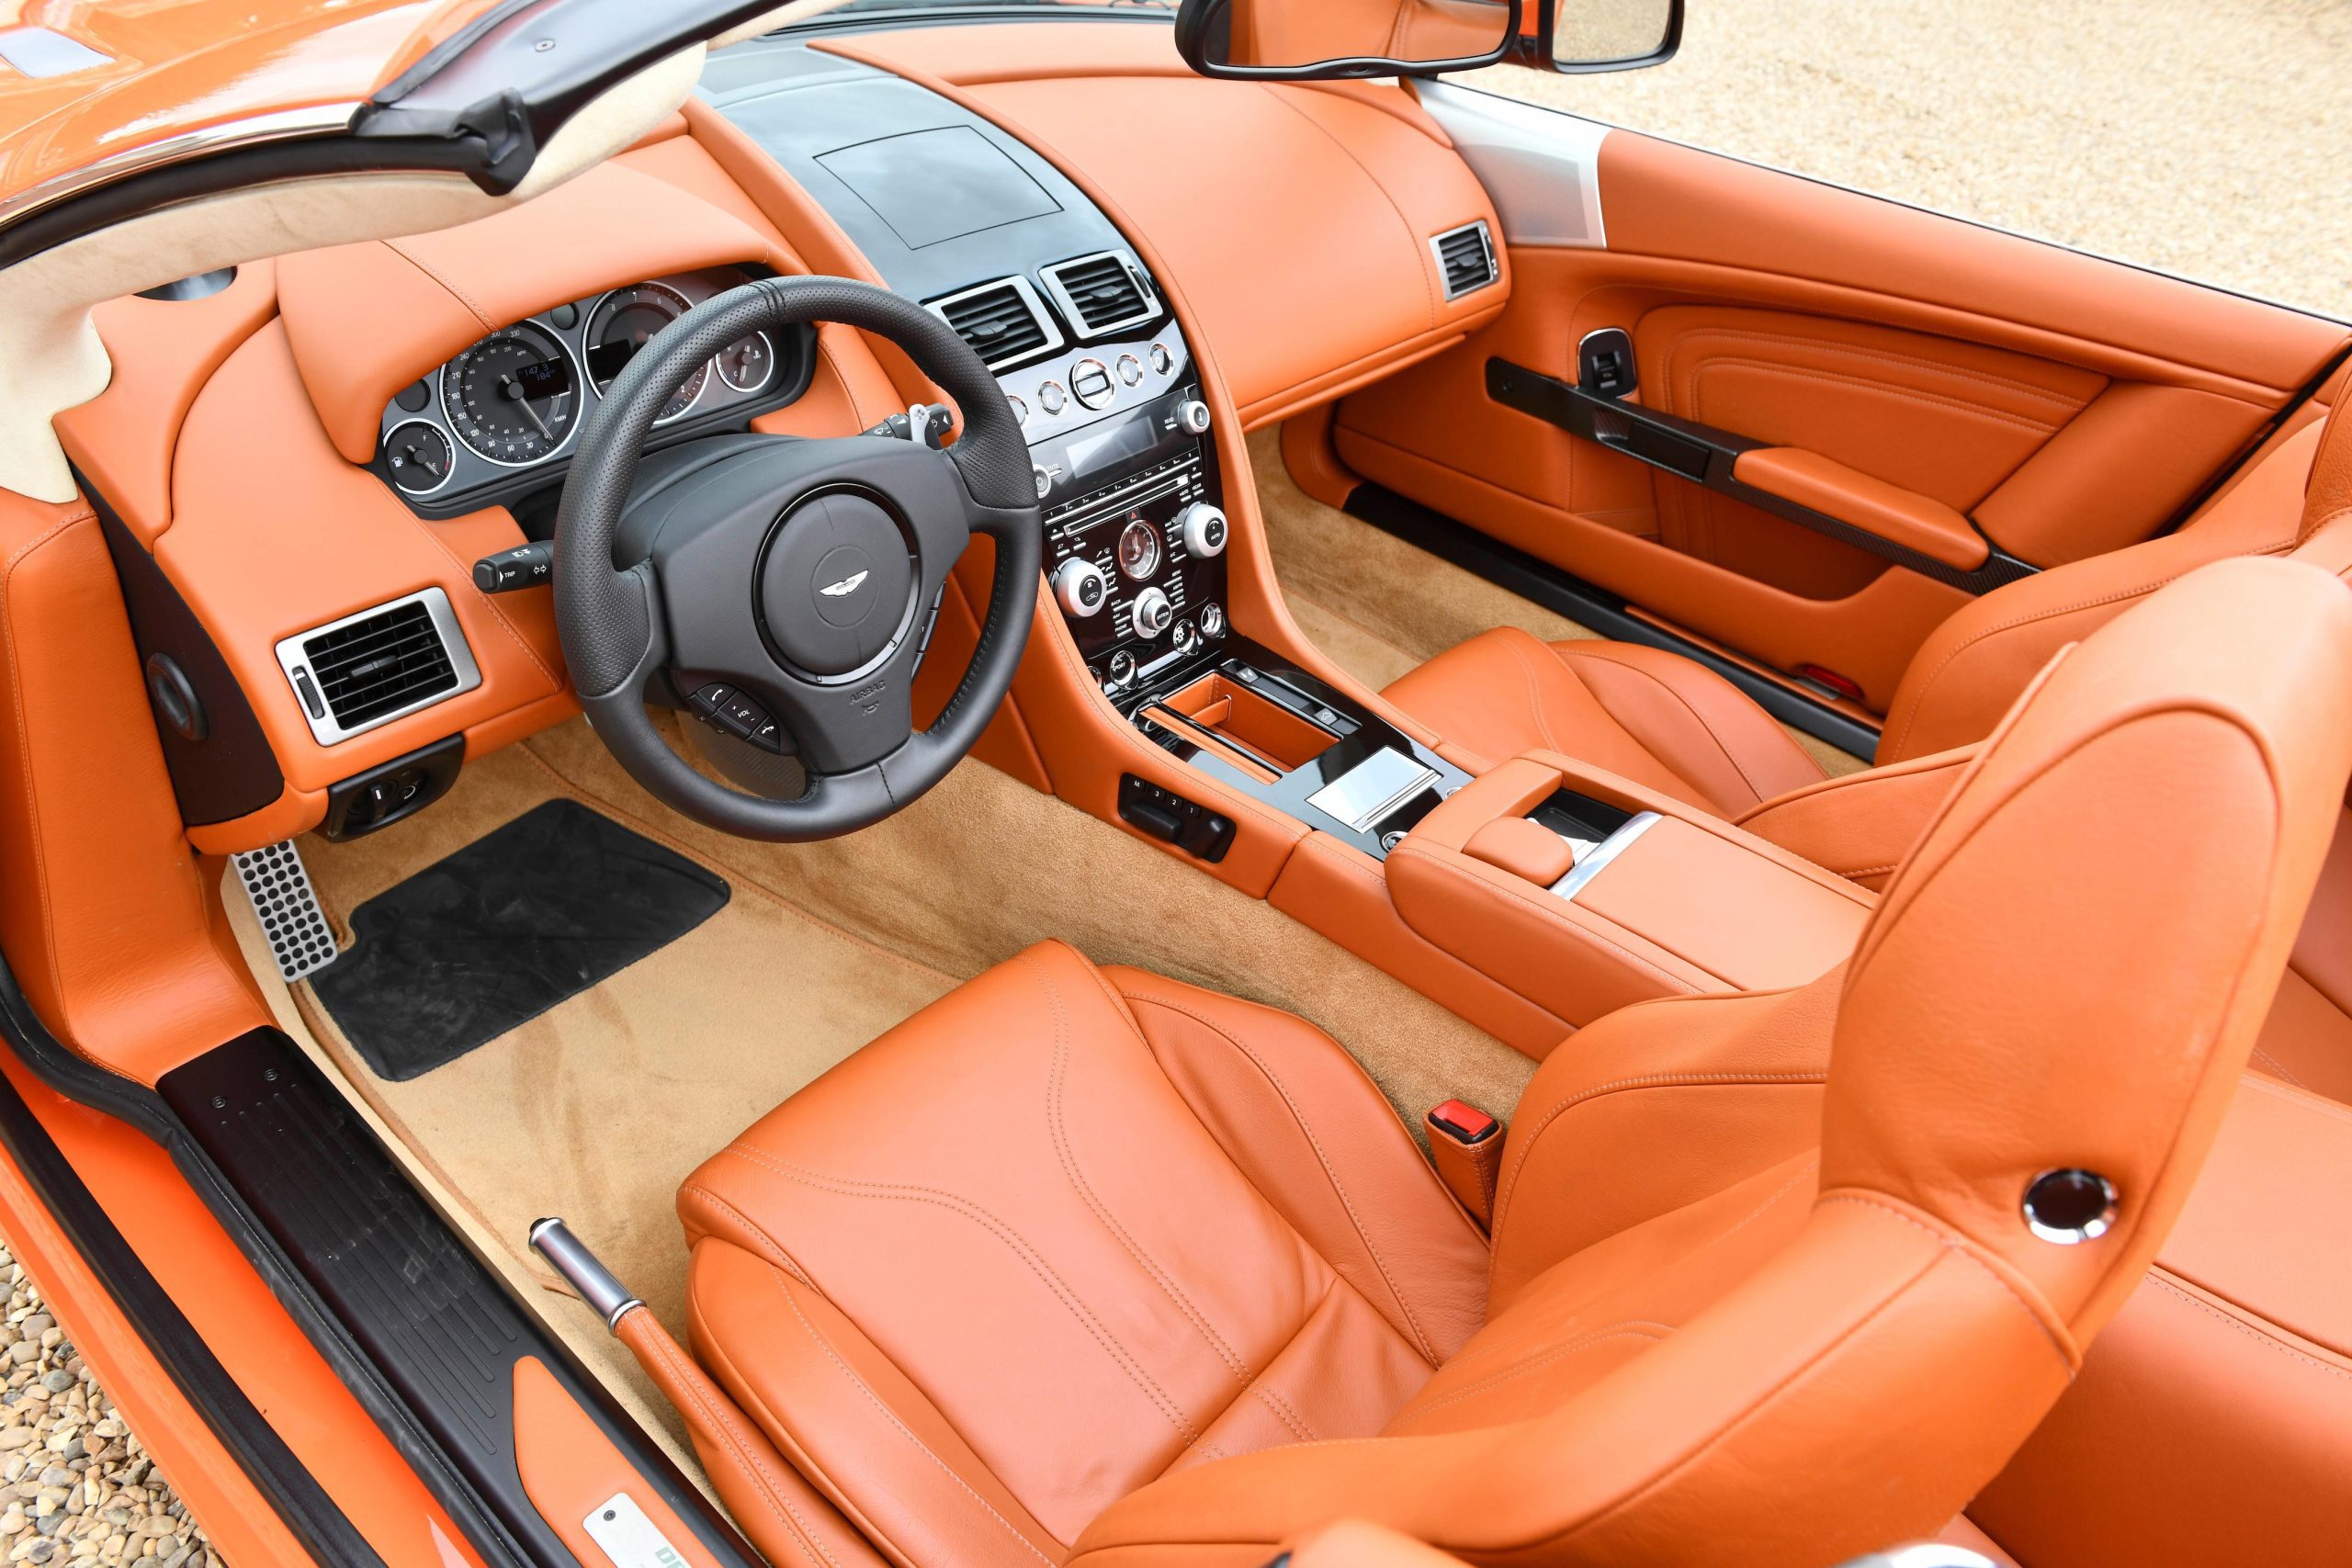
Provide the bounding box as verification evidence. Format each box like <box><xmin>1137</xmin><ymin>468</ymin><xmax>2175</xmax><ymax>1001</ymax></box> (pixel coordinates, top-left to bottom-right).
<box><xmin>927</xmin><ymin>276</ymin><xmax>1064</xmax><ymax>369</ymax></box>
<box><xmin>1039</xmin><ymin>250</ymin><xmax>1161</xmax><ymax>337</ymax></box>
<box><xmin>274</xmin><ymin>587</ymin><xmax>482</xmax><ymax>746</ymax></box>
<box><xmin>1431</xmin><ymin>220</ymin><xmax>1500</xmax><ymax>299</ymax></box>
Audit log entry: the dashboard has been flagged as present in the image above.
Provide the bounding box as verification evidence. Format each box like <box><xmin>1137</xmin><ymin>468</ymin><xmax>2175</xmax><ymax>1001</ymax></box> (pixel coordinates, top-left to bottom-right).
<box><xmin>371</xmin><ymin>265</ymin><xmax>816</xmax><ymax>521</ymax></box>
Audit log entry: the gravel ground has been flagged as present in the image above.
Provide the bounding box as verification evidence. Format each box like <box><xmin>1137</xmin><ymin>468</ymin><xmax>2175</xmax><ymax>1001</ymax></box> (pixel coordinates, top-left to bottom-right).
<box><xmin>3</xmin><ymin>6</ymin><xmax>2345</xmax><ymax>1563</ymax></box>
<box><xmin>1464</xmin><ymin>0</ymin><xmax>2352</xmax><ymax>321</ymax></box>
<box><xmin>0</xmin><ymin>1247</ymin><xmax>212</xmax><ymax>1568</ymax></box>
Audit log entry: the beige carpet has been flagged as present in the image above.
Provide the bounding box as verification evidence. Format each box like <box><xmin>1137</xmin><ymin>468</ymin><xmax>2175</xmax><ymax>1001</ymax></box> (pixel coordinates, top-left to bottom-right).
<box><xmin>1250</xmin><ymin>428</ymin><xmax>1870</xmax><ymax>777</ymax></box>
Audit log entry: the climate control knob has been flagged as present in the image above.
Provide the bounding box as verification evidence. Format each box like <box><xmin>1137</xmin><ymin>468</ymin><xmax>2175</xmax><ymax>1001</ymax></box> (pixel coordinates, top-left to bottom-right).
<box><xmin>1174</xmin><ymin>398</ymin><xmax>1213</xmax><ymax>435</ymax></box>
<box><xmin>1129</xmin><ymin>586</ymin><xmax>1175</xmax><ymax>641</ymax></box>
<box><xmin>1178</xmin><ymin>502</ymin><xmax>1228</xmax><ymax>558</ymax></box>
<box><xmin>1052</xmin><ymin>558</ymin><xmax>1110</xmax><ymax>618</ymax></box>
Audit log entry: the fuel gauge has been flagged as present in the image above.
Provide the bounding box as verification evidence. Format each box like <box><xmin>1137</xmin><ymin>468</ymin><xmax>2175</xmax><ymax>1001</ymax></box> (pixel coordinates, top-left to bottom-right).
<box><xmin>384</xmin><ymin>422</ymin><xmax>455</xmax><ymax>495</ymax></box>
<box><xmin>717</xmin><ymin>331</ymin><xmax>776</xmax><ymax>394</ymax></box>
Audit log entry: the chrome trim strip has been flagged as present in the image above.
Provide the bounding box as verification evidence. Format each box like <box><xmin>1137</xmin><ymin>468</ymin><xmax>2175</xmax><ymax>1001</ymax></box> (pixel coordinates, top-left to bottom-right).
<box><xmin>0</xmin><ymin>101</ymin><xmax>362</xmax><ymax>231</ymax></box>
<box><xmin>1038</xmin><ymin>249</ymin><xmax>1162</xmax><ymax>338</ymax></box>
<box><xmin>1430</xmin><ymin>220</ymin><xmax>1499</xmax><ymax>300</ymax></box>
<box><xmin>1415</xmin><ymin>80</ymin><xmax>1609</xmax><ymax>249</ymax></box>
<box><xmin>1306</xmin><ymin>750</ymin><xmax>1442</xmax><ymax>834</ymax></box>
<box><xmin>273</xmin><ymin>586</ymin><xmax>482</xmax><ymax>748</ymax></box>
<box><xmin>1551</xmin><ymin>811</ymin><xmax>1662</xmax><ymax>901</ymax></box>
<box><xmin>923</xmin><ymin>274</ymin><xmax>1065</xmax><ymax>371</ymax></box>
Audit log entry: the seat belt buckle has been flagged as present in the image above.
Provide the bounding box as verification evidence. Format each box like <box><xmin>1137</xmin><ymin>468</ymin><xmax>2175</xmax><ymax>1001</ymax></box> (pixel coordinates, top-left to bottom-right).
<box><xmin>1425</xmin><ymin>1101</ymin><xmax>1504</xmax><ymax>1231</ymax></box>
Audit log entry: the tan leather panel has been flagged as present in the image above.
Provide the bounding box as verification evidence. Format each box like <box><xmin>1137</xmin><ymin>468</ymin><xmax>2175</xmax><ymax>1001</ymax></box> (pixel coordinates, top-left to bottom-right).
<box><xmin>1459</xmin><ymin>816</ymin><xmax>1573</xmax><ymax>886</ymax></box>
<box><xmin>511</xmin><ymin>1357</ymin><xmax>729</xmax><ymax>1568</ymax></box>
<box><xmin>942</xmin><ymin>71</ymin><xmax>1504</xmax><ymax>428</ymax></box>
<box><xmin>1382</xmin><ymin>627</ymin><xmax>1826</xmax><ymax>811</ymax></box>
<box><xmin>682</xmin><ymin>942</ymin><xmax>1471</xmax><ymax>1557</ymax></box>
<box><xmin>1735</xmin><ymin>744</ymin><xmax>1983</xmax><ymax>892</ymax></box>
<box><xmin>53</xmin><ymin>261</ymin><xmax>279</xmax><ymax>545</ymax></box>
<box><xmin>280</xmin><ymin>157</ymin><xmax>792</xmax><ymax>465</ymax></box>
<box><xmin>1730</xmin><ymin>447</ymin><xmax>1988</xmax><ymax>571</ymax></box>
<box><xmin>0</xmin><ymin>496</ymin><xmax>268</xmax><ymax>1080</ymax></box>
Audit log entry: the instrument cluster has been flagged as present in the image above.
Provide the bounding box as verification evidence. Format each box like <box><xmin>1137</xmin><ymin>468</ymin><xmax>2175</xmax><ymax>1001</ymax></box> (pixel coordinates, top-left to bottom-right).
<box><xmin>372</xmin><ymin>265</ymin><xmax>812</xmax><ymax>519</ymax></box>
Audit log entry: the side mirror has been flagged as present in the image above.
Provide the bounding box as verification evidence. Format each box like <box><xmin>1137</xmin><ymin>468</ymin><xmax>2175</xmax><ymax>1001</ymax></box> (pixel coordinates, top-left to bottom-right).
<box><xmin>1544</xmin><ymin>0</ymin><xmax>1681</xmax><ymax>73</ymax></box>
<box><xmin>1174</xmin><ymin>0</ymin><xmax>1521</xmax><ymax>80</ymax></box>
<box><xmin>1173</xmin><ymin>0</ymin><xmax>1683</xmax><ymax>81</ymax></box>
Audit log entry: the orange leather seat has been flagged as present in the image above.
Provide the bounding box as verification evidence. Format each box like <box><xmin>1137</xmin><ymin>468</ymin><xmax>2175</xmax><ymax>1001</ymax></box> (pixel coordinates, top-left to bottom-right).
<box><xmin>675</xmin><ymin>557</ymin><xmax>2352</xmax><ymax>1568</ymax></box>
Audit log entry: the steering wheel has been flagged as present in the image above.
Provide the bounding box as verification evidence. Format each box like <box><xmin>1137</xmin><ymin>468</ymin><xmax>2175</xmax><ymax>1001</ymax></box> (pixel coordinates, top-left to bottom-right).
<box><xmin>552</xmin><ymin>277</ymin><xmax>1041</xmax><ymax>841</ymax></box>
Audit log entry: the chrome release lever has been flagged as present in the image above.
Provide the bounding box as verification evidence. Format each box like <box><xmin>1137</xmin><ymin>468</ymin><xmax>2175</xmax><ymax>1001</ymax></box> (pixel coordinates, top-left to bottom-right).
<box><xmin>529</xmin><ymin>1217</ymin><xmax>643</xmax><ymax>1331</ymax></box>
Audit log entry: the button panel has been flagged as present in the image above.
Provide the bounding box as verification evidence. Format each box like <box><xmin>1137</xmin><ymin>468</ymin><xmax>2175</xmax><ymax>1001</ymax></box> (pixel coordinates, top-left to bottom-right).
<box><xmin>687</xmin><ymin>682</ymin><xmax>789</xmax><ymax>753</ymax></box>
<box><xmin>1117</xmin><ymin>773</ymin><xmax>1235</xmax><ymax>863</ymax></box>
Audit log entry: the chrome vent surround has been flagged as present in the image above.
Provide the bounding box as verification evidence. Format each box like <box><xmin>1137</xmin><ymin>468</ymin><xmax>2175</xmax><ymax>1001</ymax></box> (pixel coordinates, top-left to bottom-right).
<box><xmin>1431</xmin><ymin>220</ymin><xmax>1500</xmax><ymax>299</ymax></box>
<box><xmin>927</xmin><ymin>276</ymin><xmax>1064</xmax><ymax>370</ymax></box>
<box><xmin>1040</xmin><ymin>250</ymin><xmax>1160</xmax><ymax>338</ymax></box>
<box><xmin>274</xmin><ymin>586</ymin><xmax>482</xmax><ymax>746</ymax></box>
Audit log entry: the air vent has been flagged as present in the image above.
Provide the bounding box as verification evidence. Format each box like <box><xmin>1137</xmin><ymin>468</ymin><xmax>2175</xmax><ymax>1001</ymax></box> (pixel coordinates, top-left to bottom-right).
<box><xmin>1040</xmin><ymin>251</ymin><xmax>1160</xmax><ymax>338</ymax></box>
<box><xmin>275</xmin><ymin>588</ymin><xmax>482</xmax><ymax>746</ymax></box>
<box><xmin>1431</xmin><ymin>220</ymin><xmax>1500</xmax><ymax>300</ymax></box>
<box><xmin>926</xmin><ymin>276</ymin><xmax>1063</xmax><ymax>369</ymax></box>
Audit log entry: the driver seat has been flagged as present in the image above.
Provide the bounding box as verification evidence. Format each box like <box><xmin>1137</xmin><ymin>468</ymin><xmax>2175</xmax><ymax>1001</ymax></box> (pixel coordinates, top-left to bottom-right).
<box><xmin>674</xmin><ymin>558</ymin><xmax>2352</xmax><ymax>1568</ymax></box>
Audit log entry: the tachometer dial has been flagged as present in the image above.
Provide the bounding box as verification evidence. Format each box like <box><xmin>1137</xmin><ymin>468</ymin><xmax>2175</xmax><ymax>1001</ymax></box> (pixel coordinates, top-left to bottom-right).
<box><xmin>444</xmin><ymin>322</ymin><xmax>578</xmax><ymax>464</ymax></box>
<box><xmin>587</xmin><ymin>282</ymin><xmax>707</xmax><ymax>423</ymax></box>
<box><xmin>716</xmin><ymin>331</ymin><xmax>776</xmax><ymax>395</ymax></box>
<box><xmin>383</xmin><ymin>422</ymin><xmax>454</xmax><ymax>494</ymax></box>
<box><xmin>1117</xmin><ymin>517</ymin><xmax>1162</xmax><ymax>581</ymax></box>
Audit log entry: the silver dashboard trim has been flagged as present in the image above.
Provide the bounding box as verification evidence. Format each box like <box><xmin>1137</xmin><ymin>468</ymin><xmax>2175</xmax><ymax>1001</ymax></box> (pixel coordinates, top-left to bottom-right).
<box><xmin>274</xmin><ymin>586</ymin><xmax>482</xmax><ymax>748</ymax></box>
<box><xmin>1415</xmin><ymin>80</ymin><xmax>1609</xmax><ymax>249</ymax></box>
<box><xmin>0</xmin><ymin>101</ymin><xmax>362</xmax><ymax>231</ymax></box>
<box><xmin>1039</xmin><ymin>249</ymin><xmax>1163</xmax><ymax>338</ymax></box>
<box><xmin>1307</xmin><ymin>750</ymin><xmax>1442</xmax><ymax>834</ymax></box>
<box><xmin>924</xmin><ymin>274</ymin><xmax>1065</xmax><ymax>371</ymax></box>
<box><xmin>1550</xmin><ymin>811</ymin><xmax>1662</xmax><ymax>901</ymax></box>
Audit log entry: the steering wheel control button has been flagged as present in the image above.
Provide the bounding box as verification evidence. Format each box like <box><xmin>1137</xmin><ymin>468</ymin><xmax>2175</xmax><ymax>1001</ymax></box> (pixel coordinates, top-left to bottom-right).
<box><xmin>716</xmin><ymin>691</ymin><xmax>769</xmax><ymax>738</ymax></box>
<box><xmin>1070</xmin><ymin>358</ymin><xmax>1115</xmax><ymax>410</ymax></box>
<box><xmin>749</xmin><ymin>717</ymin><xmax>787</xmax><ymax>754</ymax></box>
<box><xmin>1129</xmin><ymin>586</ymin><xmax>1174</xmax><ymax>641</ymax></box>
<box><xmin>1178</xmin><ymin>502</ymin><xmax>1227</xmax><ymax>558</ymax></box>
<box><xmin>2023</xmin><ymin>1168</ymin><xmax>2118</xmax><ymax>1244</ymax></box>
<box><xmin>760</xmin><ymin>490</ymin><xmax>917</xmax><ymax>679</ymax></box>
<box><xmin>1053</xmin><ymin>558</ymin><xmax>1111</xmax><ymax>617</ymax></box>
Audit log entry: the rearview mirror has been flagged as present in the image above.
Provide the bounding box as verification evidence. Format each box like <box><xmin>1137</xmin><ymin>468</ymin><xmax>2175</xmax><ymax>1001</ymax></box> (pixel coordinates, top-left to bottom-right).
<box><xmin>1173</xmin><ymin>0</ymin><xmax>1683</xmax><ymax>80</ymax></box>
<box><xmin>1174</xmin><ymin>0</ymin><xmax>1521</xmax><ymax>80</ymax></box>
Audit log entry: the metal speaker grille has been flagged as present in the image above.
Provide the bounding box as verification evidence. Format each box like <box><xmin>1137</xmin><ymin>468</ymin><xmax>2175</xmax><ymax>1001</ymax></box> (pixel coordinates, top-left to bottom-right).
<box><xmin>232</xmin><ymin>840</ymin><xmax>339</xmax><ymax>983</ymax></box>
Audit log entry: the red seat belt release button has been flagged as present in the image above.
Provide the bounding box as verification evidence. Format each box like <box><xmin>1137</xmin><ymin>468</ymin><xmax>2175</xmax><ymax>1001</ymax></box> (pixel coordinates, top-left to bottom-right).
<box><xmin>1430</xmin><ymin>1099</ymin><xmax>1498</xmax><ymax>1145</ymax></box>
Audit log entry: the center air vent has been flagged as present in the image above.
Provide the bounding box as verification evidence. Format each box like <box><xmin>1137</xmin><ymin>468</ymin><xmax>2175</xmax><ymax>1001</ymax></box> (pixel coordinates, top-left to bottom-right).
<box><xmin>275</xmin><ymin>588</ymin><xmax>482</xmax><ymax>746</ymax></box>
<box><xmin>927</xmin><ymin>276</ymin><xmax>1063</xmax><ymax>370</ymax></box>
<box><xmin>1431</xmin><ymin>220</ymin><xmax>1500</xmax><ymax>300</ymax></box>
<box><xmin>1041</xmin><ymin>251</ymin><xmax>1160</xmax><ymax>337</ymax></box>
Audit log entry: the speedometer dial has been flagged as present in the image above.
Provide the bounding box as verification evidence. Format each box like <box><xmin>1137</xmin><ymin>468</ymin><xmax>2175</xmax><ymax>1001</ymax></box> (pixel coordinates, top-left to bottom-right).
<box><xmin>444</xmin><ymin>323</ymin><xmax>578</xmax><ymax>465</ymax></box>
<box><xmin>586</xmin><ymin>282</ymin><xmax>707</xmax><ymax>423</ymax></box>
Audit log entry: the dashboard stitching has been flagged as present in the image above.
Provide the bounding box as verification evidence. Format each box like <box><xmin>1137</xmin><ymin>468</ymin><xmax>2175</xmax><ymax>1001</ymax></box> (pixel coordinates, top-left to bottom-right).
<box><xmin>382</xmin><ymin>237</ymin><xmax>495</xmax><ymax>332</ymax></box>
<box><xmin>1253</xmin><ymin>85</ymin><xmax>1441</xmax><ymax>334</ymax></box>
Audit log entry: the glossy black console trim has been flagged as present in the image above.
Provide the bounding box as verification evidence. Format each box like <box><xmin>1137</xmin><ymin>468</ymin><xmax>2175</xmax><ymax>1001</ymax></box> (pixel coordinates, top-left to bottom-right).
<box><xmin>1486</xmin><ymin>357</ymin><xmax>2037</xmax><ymax>596</ymax></box>
<box><xmin>1343</xmin><ymin>483</ymin><xmax>1883</xmax><ymax>762</ymax></box>
<box><xmin>0</xmin><ymin>963</ymin><xmax>379</xmax><ymax>1567</ymax></box>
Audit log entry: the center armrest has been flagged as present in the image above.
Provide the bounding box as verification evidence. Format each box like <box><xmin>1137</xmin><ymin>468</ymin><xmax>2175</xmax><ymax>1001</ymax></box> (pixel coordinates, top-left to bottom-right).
<box><xmin>1384</xmin><ymin>753</ymin><xmax>1873</xmax><ymax>1030</ymax></box>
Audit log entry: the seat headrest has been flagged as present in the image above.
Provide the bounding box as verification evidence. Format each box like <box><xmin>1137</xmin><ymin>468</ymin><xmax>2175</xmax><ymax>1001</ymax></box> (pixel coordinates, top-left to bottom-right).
<box><xmin>1825</xmin><ymin>555</ymin><xmax>2352</xmax><ymax>1338</ymax></box>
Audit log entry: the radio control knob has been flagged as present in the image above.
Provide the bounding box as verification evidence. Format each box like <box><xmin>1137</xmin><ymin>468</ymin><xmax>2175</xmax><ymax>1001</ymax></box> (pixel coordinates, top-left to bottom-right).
<box><xmin>1178</xmin><ymin>502</ymin><xmax>1227</xmax><ymax>558</ymax></box>
<box><xmin>1171</xmin><ymin>618</ymin><xmax>1199</xmax><ymax>655</ymax></box>
<box><xmin>1198</xmin><ymin>601</ymin><xmax>1226</xmax><ymax>640</ymax></box>
<box><xmin>1174</xmin><ymin>398</ymin><xmax>1213</xmax><ymax>435</ymax></box>
<box><xmin>1053</xmin><ymin>558</ymin><xmax>1110</xmax><ymax>617</ymax></box>
<box><xmin>1130</xmin><ymin>586</ymin><xmax>1174</xmax><ymax>641</ymax></box>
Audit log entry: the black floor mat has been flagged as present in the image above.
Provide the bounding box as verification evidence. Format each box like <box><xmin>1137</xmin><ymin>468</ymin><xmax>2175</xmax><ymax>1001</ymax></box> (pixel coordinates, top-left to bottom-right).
<box><xmin>311</xmin><ymin>799</ymin><xmax>730</xmax><ymax>1081</ymax></box>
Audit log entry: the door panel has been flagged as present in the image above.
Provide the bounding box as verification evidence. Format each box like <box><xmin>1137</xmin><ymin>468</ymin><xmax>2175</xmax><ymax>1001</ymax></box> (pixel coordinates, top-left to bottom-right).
<box><xmin>1333</xmin><ymin>91</ymin><xmax>2352</xmax><ymax>716</ymax></box>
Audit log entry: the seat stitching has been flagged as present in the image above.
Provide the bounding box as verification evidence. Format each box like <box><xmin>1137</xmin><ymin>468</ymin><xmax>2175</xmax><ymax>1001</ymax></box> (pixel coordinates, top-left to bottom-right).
<box><xmin>2145</xmin><ymin>1273</ymin><xmax>2351</xmax><ymax>1381</ymax></box>
<box><xmin>764</xmin><ymin>1268</ymin><xmax>1061</xmax><ymax>1568</ymax></box>
<box><xmin>634</xmin><ymin>1314</ymin><xmax>842</xmax><ymax>1568</ymax></box>
<box><xmin>2301</xmin><ymin>501</ymin><xmax>2352</xmax><ymax>547</ymax></box>
<box><xmin>1020</xmin><ymin>951</ymin><xmax>1258</xmax><ymax>1384</ymax></box>
<box><xmin>1387</xmin><ymin>843</ymin><xmax>1705</xmax><ymax>994</ymax></box>
<box><xmin>1498</xmin><ymin>633</ymin><xmax>1572</xmax><ymax>754</ymax></box>
<box><xmin>1384</xmin><ymin>1323</ymin><xmax>1674</xmax><ymax>1428</ymax></box>
<box><xmin>1491</xmin><ymin>1073</ymin><xmax>1824</xmax><ymax>1241</ymax></box>
<box><xmin>2245</xmin><ymin>1043</ymin><xmax>2307</xmax><ymax>1088</ymax></box>
<box><xmin>1883</xmin><ymin>540</ymin><xmax>2295</xmax><ymax>759</ymax></box>
<box><xmin>715</xmin><ymin>1142</ymin><xmax>1201</xmax><ymax>1441</ymax></box>
<box><xmin>1250</xmin><ymin>1383</ymin><xmax>1317</xmax><ymax>1445</ymax></box>
<box><xmin>1814</xmin><ymin>1192</ymin><xmax>2071</xmax><ymax>1361</ymax></box>
<box><xmin>1555</xmin><ymin>644</ymin><xmax>1811</xmax><ymax>804</ymax></box>
<box><xmin>1117</xmin><ymin>990</ymin><xmax>1446</xmax><ymax>1367</ymax></box>
<box><xmin>681</xmin><ymin>1184</ymin><xmax>818</xmax><ymax>1286</ymax></box>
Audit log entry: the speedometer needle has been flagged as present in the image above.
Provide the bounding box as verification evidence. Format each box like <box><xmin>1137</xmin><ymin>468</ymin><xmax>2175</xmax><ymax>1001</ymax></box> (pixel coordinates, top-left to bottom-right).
<box><xmin>501</xmin><ymin>375</ymin><xmax>553</xmax><ymax>439</ymax></box>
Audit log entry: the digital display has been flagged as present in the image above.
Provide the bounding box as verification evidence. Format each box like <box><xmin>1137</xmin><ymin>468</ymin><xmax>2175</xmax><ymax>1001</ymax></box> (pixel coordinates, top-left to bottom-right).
<box><xmin>585</xmin><ymin>338</ymin><xmax>637</xmax><ymax>386</ymax></box>
<box><xmin>514</xmin><ymin>357</ymin><xmax>573</xmax><ymax>400</ymax></box>
<box><xmin>1068</xmin><ymin>413</ymin><xmax>1156</xmax><ymax>479</ymax></box>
